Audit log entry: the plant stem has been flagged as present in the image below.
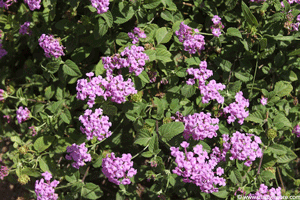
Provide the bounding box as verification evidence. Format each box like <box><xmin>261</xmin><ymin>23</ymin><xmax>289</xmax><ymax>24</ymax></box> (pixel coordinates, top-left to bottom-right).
<box><xmin>250</xmin><ymin>46</ymin><xmax>260</xmax><ymax>98</ymax></box>
<box><xmin>82</xmin><ymin>166</ymin><xmax>90</xmax><ymax>183</ymax></box>
<box><xmin>132</xmin><ymin>145</ymin><xmax>149</xmax><ymax>159</ymax></box>
<box><xmin>277</xmin><ymin>166</ymin><xmax>285</xmax><ymax>191</ymax></box>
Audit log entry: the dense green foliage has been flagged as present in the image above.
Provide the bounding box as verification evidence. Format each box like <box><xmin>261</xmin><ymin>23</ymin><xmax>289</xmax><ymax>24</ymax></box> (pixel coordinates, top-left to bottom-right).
<box><xmin>1</xmin><ymin>0</ymin><xmax>300</xmax><ymax>199</ymax></box>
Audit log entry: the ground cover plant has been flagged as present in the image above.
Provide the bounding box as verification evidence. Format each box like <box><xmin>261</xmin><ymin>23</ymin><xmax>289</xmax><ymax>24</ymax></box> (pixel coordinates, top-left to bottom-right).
<box><xmin>1</xmin><ymin>0</ymin><xmax>300</xmax><ymax>199</ymax></box>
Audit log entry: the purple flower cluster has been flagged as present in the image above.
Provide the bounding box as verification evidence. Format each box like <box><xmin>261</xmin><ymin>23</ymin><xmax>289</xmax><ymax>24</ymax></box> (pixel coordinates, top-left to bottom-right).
<box><xmin>19</xmin><ymin>22</ymin><xmax>31</xmax><ymax>35</ymax></box>
<box><xmin>3</xmin><ymin>115</ymin><xmax>11</xmax><ymax>123</ymax></box>
<box><xmin>29</xmin><ymin>126</ymin><xmax>37</xmax><ymax>136</ymax></box>
<box><xmin>223</xmin><ymin>91</ymin><xmax>249</xmax><ymax>125</ymax></box>
<box><xmin>0</xmin><ymin>89</ymin><xmax>5</xmax><ymax>101</ymax></box>
<box><xmin>16</xmin><ymin>106</ymin><xmax>30</xmax><ymax>124</ymax></box>
<box><xmin>249</xmin><ymin>0</ymin><xmax>266</xmax><ymax>3</ymax></box>
<box><xmin>210</xmin><ymin>15</ymin><xmax>224</xmax><ymax>37</ymax></box>
<box><xmin>248</xmin><ymin>184</ymin><xmax>281</xmax><ymax>200</ymax></box>
<box><xmin>260</xmin><ymin>97</ymin><xmax>268</xmax><ymax>106</ymax></box>
<box><xmin>186</xmin><ymin>61</ymin><xmax>225</xmax><ymax>104</ymax></box>
<box><xmin>76</xmin><ymin>72</ymin><xmax>137</xmax><ymax>107</ymax></box>
<box><xmin>35</xmin><ymin>171</ymin><xmax>59</xmax><ymax>200</ymax></box>
<box><xmin>0</xmin><ymin>165</ymin><xmax>9</xmax><ymax>180</ymax></box>
<box><xmin>79</xmin><ymin>108</ymin><xmax>112</xmax><ymax>141</ymax></box>
<box><xmin>128</xmin><ymin>27</ymin><xmax>147</xmax><ymax>44</ymax></box>
<box><xmin>102</xmin><ymin>45</ymin><xmax>149</xmax><ymax>76</ymax></box>
<box><xmin>91</xmin><ymin>0</ymin><xmax>109</xmax><ymax>14</ymax></box>
<box><xmin>292</xmin><ymin>124</ymin><xmax>300</xmax><ymax>137</ymax></box>
<box><xmin>175</xmin><ymin>22</ymin><xmax>205</xmax><ymax>54</ymax></box>
<box><xmin>24</xmin><ymin>0</ymin><xmax>41</xmax><ymax>11</ymax></box>
<box><xmin>147</xmin><ymin>71</ymin><xmax>157</xmax><ymax>83</ymax></box>
<box><xmin>170</xmin><ymin>142</ymin><xmax>226</xmax><ymax>193</ymax></box>
<box><xmin>281</xmin><ymin>0</ymin><xmax>300</xmax><ymax>5</ymax></box>
<box><xmin>222</xmin><ymin>132</ymin><xmax>263</xmax><ymax>166</ymax></box>
<box><xmin>102</xmin><ymin>152</ymin><xmax>137</xmax><ymax>185</ymax></box>
<box><xmin>179</xmin><ymin>112</ymin><xmax>219</xmax><ymax>141</ymax></box>
<box><xmin>0</xmin><ymin>0</ymin><xmax>17</xmax><ymax>9</ymax></box>
<box><xmin>38</xmin><ymin>34</ymin><xmax>65</xmax><ymax>58</ymax></box>
<box><xmin>0</xmin><ymin>40</ymin><xmax>7</xmax><ymax>59</ymax></box>
<box><xmin>65</xmin><ymin>143</ymin><xmax>92</xmax><ymax>169</ymax></box>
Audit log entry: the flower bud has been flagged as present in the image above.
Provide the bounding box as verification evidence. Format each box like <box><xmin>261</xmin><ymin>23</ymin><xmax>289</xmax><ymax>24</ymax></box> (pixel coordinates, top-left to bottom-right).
<box><xmin>18</xmin><ymin>146</ymin><xmax>28</xmax><ymax>155</ymax></box>
<box><xmin>131</xmin><ymin>91</ymin><xmax>143</xmax><ymax>102</ymax></box>
<box><xmin>267</xmin><ymin>129</ymin><xmax>277</xmax><ymax>139</ymax></box>
<box><xmin>295</xmin><ymin>179</ymin><xmax>300</xmax><ymax>187</ymax></box>
<box><xmin>18</xmin><ymin>174</ymin><xmax>30</xmax><ymax>185</ymax></box>
<box><xmin>163</xmin><ymin>117</ymin><xmax>172</xmax><ymax>124</ymax></box>
<box><xmin>265</xmin><ymin>167</ymin><xmax>276</xmax><ymax>175</ymax></box>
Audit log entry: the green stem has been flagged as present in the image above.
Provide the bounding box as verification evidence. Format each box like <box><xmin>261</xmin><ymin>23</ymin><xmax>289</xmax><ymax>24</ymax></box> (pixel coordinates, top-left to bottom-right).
<box><xmin>132</xmin><ymin>145</ymin><xmax>149</xmax><ymax>159</ymax></box>
<box><xmin>294</xmin><ymin>148</ymin><xmax>300</xmax><ymax>151</ymax></box>
<box><xmin>56</xmin><ymin>183</ymin><xmax>73</xmax><ymax>190</ymax></box>
<box><xmin>250</xmin><ymin>46</ymin><xmax>260</xmax><ymax>98</ymax></box>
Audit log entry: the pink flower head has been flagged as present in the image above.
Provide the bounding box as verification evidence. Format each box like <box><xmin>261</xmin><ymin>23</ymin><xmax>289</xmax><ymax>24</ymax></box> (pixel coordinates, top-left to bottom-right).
<box><xmin>292</xmin><ymin>124</ymin><xmax>300</xmax><ymax>137</ymax></box>
<box><xmin>3</xmin><ymin>115</ymin><xmax>11</xmax><ymax>123</ymax></box>
<box><xmin>223</xmin><ymin>91</ymin><xmax>249</xmax><ymax>125</ymax></box>
<box><xmin>79</xmin><ymin>108</ymin><xmax>112</xmax><ymax>141</ymax></box>
<box><xmin>38</xmin><ymin>34</ymin><xmax>65</xmax><ymax>58</ymax></box>
<box><xmin>16</xmin><ymin>106</ymin><xmax>31</xmax><ymax>124</ymax></box>
<box><xmin>35</xmin><ymin>171</ymin><xmax>59</xmax><ymax>200</ymax></box>
<box><xmin>260</xmin><ymin>97</ymin><xmax>268</xmax><ymax>105</ymax></box>
<box><xmin>24</xmin><ymin>0</ymin><xmax>41</xmax><ymax>11</ymax></box>
<box><xmin>170</xmin><ymin>142</ymin><xmax>226</xmax><ymax>193</ymax></box>
<box><xmin>19</xmin><ymin>22</ymin><xmax>32</xmax><ymax>35</ymax></box>
<box><xmin>175</xmin><ymin>22</ymin><xmax>206</xmax><ymax>54</ymax></box>
<box><xmin>0</xmin><ymin>165</ymin><xmax>9</xmax><ymax>180</ymax></box>
<box><xmin>212</xmin><ymin>15</ymin><xmax>221</xmax><ymax>25</ymax></box>
<box><xmin>65</xmin><ymin>143</ymin><xmax>92</xmax><ymax>169</ymax></box>
<box><xmin>211</xmin><ymin>28</ymin><xmax>222</xmax><ymax>37</ymax></box>
<box><xmin>128</xmin><ymin>27</ymin><xmax>147</xmax><ymax>44</ymax></box>
<box><xmin>102</xmin><ymin>152</ymin><xmax>137</xmax><ymax>185</ymax></box>
<box><xmin>90</xmin><ymin>0</ymin><xmax>110</xmax><ymax>14</ymax></box>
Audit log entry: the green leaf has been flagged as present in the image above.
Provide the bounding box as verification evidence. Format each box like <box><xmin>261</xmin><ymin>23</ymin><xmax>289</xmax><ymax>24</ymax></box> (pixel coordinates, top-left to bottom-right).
<box><xmin>101</xmin><ymin>10</ymin><xmax>113</xmax><ymax>27</ymax></box>
<box><xmin>21</xmin><ymin>168</ymin><xmax>40</xmax><ymax>177</ymax></box>
<box><xmin>288</xmin><ymin>49</ymin><xmax>300</xmax><ymax>56</ymax></box>
<box><xmin>288</xmin><ymin>71</ymin><xmax>298</xmax><ymax>82</ymax></box>
<box><xmin>39</xmin><ymin>158</ymin><xmax>50</xmax><ymax>172</ymax></box>
<box><xmin>102</xmin><ymin>104</ymin><xmax>118</xmax><ymax>116</ymax></box>
<box><xmin>246</xmin><ymin>110</ymin><xmax>265</xmax><ymax>124</ymax></box>
<box><xmin>274</xmin><ymin>81</ymin><xmax>293</xmax><ymax>97</ymax></box>
<box><xmin>149</xmin><ymin>134</ymin><xmax>159</xmax><ymax>154</ymax></box>
<box><xmin>158</xmin><ymin>122</ymin><xmax>184</xmax><ymax>141</ymax></box>
<box><xmin>134</xmin><ymin>129</ymin><xmax>152</xmax><ymax>146</ymax></box>
<box><xmin>45</xmin><ymin>61</ymin><xmax>60</xmax><ymax>73</ymax></box>
<box><xmin>71</xmin><ymin>47</ymin><xmax>92</xmax><ymax>63</ymax></box>
<box><xmin>60</xmin><ymin>109</ymin><xmax>72</xmax><ymax>124</ymax></box>
<box><xmin>156</xmin><ymin>48</ymin><xmax>172</xmax><ymax>63</ymax></box>
<box><xmin>81</xmin><ymin>183</ymin><xmax>103</xmax><ymax>199</ymax></box>
<box><xmin>213</xmin><ymin>57</ymin><xmax>232</xmax><ymax>72</ymax></box>
<box><xmin>267</xmin><ymin>144</ymin><xmax>287</xmax><ymax>155</ymax></box>
<box><xmin>47</xmin><ymin>100</ymin><xmax>64</xmax><ymax>114</ymax></box>
<box><xmin>226</xmin><ymin>27</ymin><xmax>242</xmax><ymax>39</ymax></box>
<box><xmin>261</xmin><ymin>170</ymin><xmax>275</xmax><ymax>182</ymax></box>
<box><xmin>94</xmin><ymin>18</ymin><xmax>108</xmax><ymax>39</ymax></box>
<box><xmin>181</xmin><ymin>84</ymin><xmax>195</xmax><ymax>98</ymax></box>
<box><xmin>273</xmin><ymin>113</ymin><xmax>292</xmax><ymax>129</ymax></box>
<box><xmin>143</xmin><ymin>0</ymin><xmax>161</xmax><ymax>9</ymax></box>
<box><xmin>276</xmin><ymin>147</ymin><xmax>297</xmax><ymax>163</ymax></box>
<box><xmin>94</xmin><ymin>59</ymin><xmax>105</xmax><ymax>76</ymax></box>
<box><xmin>63</xmin><ymin>59</ymin><xmax>82</xmax><ymax>77</ymax></box>
<box><xmin>229</xmin><ymin>170</ymin><xmax>242</xmax><ymax>184</ymax></box>
<box><xmin>241</xmin><ymin>1</ymin><xmax>258</xmax><ymax>27</ymax></box>
<box><xmin>212</xmin><ymin>190</ymin><xmax>229</xmax><ymax>199</ymax></box>
<box><xmin>156</xmin><ymin>27</ymin><xmax>173</xmax><ymax>44</ymax></box>
<box><xmin>34</xmin><ymin>136</ymin><xmax>55</xmax><ymax>153</ymax></box>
